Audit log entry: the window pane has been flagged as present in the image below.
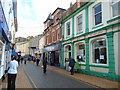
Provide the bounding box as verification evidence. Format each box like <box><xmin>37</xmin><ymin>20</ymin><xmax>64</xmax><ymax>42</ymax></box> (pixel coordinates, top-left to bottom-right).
<box><xmin>77</xmin><ymin>44</ymin><xmax>85</xmax><ymax>62</ymax></box>
<box><xmin>100</xmin><ymin>48</ymin><xmax>107</xmax><ymax>64</ymax></box>
<box><xmin>95</xmin><ymin>12</ymin><xmax>102</xmax><ymax>25</ymax></box>
<box><xmin>112</xmin><ymin>1</ymin><xmax>120</xmax><ymax>17</ymax></box>
<box><xmin>77</xmin><ymin>15</ymin><xmax>82</xmax><ymax>33</ymax></box>
<box><xmin>67</xmin><ymin>22</ymin><xmax>70</xmax><ymax>36</ymax></box>
<box><xmin>93</xmin><ymin>39</ymin><xmax>107</xmax><ymax>64</ymax></box>
<box><xmin>94</xmin><ymin>4</ymin><xmax>101</xmax><ymax>14</ymax></box>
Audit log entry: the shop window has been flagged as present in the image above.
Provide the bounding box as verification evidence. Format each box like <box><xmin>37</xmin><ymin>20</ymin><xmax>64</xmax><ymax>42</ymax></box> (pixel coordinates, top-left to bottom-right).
<box><xmin>94</xmin><ymin>3</ymin><xmax>102</xmax><ymax>25</ymax></box>
<box><xmin>92</xmin><ymin>39</ymin><xmax>107</xmax><ymax>64</ymax></box>
<box><xmin>77</xmin><ymin>14</ymin><xmax>83</xmax><ymax>33</ymax></box>
<box><xmin>111</xmin><ymin>0</ymin><xmax>120</xmax><ymax>17</ymax></box>
<box><xmin>0</xmin><ymin>41</ymin><xmax>3</xmax><ymax>65</ymax></box>
<box><xmin>76</xmin><ymin>44</ymin><xmax>85</xmax><ymax>62</ymax></box>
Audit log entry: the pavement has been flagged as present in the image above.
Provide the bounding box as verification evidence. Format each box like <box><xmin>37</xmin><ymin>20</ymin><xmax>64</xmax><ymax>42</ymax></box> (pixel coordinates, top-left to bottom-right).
<box><xmin>1</xmin><ymin>62</ymin><xmax>120</xmax><ymax>89</ymax></box>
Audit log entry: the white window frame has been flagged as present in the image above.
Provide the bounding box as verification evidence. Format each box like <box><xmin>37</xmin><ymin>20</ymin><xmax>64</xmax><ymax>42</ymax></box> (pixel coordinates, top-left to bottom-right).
<box><xmin>77</xmin><ymin>14</ymin><xmax>83</xmax><ymax>33</ymax></box>
<box><xmin>89</xmin><ymin>36</ymin><xmax>108</xmax><ymax>66</ymax></box>
<box><xmin>74</xmin><ymin>10</ymin><xmax>85</xmax><ymax>36</ymax></box>
<box><xmin>64</xmin><ymin>19</ymin><xmax>72</xmax><ymax>39</ymax></box>
<box><xmin>64</xmin><ymin>44</ymin><xmax>72</xmax><ymax>60</ymax></box>
<box><xmin>111</xmin><ymin>0</ymin><xmax>120</xmax><ymax>18</ymax></box>
<box><xmin>74</xmin><ymin>41</ymin><xmax>86</xmax><ymax>64</ymax></box>
<box><xmin>93</xmin><ymin>3</ymin><xmax>102</xmax><ymax>26</ymax></box>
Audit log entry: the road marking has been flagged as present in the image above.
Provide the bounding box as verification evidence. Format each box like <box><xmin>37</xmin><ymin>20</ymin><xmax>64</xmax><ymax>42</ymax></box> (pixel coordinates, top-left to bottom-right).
<box><xmin>24</xmin><ymin>68</ymin><xmax>38</xmax><ymax>89</ymax></box>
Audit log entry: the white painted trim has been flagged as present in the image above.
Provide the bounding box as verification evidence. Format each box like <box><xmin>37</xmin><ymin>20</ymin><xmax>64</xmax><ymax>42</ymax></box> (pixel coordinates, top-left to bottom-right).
<box><xmin>74</xmin><ymin>10</ymin><xmax>85</xmax><ymax>37</ymax></box>
<box><xmin>74</xmin><ymin>40</ymin><xmax>86</xmax><ymax>64</ymax></box>
<box><xmin>89</xmin><ymin>35</ymin><xmax>109</xmax><ymax>66</ymax></box>
<box><xmin>64</xmin><ymin>18</ymin><xmax>72</xmax><ymax>40</ymax></box>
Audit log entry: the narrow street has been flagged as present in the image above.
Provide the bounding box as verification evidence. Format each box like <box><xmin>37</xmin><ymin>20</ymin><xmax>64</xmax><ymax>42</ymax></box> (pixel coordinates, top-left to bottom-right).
<box><xmin>22</xmin><ymin>62</ymin><xmax>98</xmax><ymax>88</ymax></box>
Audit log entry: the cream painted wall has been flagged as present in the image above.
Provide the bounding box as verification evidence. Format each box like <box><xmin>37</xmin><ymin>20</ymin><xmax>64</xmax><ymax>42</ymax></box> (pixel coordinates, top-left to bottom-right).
<box><xmin>80</xmin><ymin>65</ymin><xmax>86</xmax><ymax>69</ymax></box>
<box><xmin>114</xmin><ymin>32</ymin><xmax>120</xmax><ymax>75</ymax></box>
<box><xmin>90</xmin><ymin>67</ymin><xmax>109</xmax><ymax>73</ymax></box>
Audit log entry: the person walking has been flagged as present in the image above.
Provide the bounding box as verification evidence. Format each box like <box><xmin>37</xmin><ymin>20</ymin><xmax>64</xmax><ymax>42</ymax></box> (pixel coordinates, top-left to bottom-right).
<box><xmin>68</xmin><ymin>56</ymin><xmax>76</xmax><ymax>75</ymax></box>
<box><xmin>7</xmin><ymin>55</ymin><xmax>18</xmax><ymax>90</ymax></box>
<box><xmin>42</xmin><ymin>56</ymin><xmax>47</xmax><ymax>74</ymax></box>
<box><xmin>36</xmin><ymin>55</ymin><xmax>40</xmax><ymax>66</ymax></box>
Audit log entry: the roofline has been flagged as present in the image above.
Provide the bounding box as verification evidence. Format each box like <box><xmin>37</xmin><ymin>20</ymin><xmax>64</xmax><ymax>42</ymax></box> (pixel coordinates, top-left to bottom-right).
<box><xmin>52</xmin><ymin>7</ymin><xmax>66</xmax><ymax>15</ymax></box>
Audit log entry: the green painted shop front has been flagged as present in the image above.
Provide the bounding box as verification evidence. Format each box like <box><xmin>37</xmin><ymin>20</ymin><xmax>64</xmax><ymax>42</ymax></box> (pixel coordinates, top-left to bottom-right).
<box><xmin>61</xmin><ymin>30</ymin><xmax>120</xmax><ymax>82</ymax></box>
<box><xmin>61</xmin><ymin>0</ymin><xmax>120</xmax><ymax>81</ymax></box>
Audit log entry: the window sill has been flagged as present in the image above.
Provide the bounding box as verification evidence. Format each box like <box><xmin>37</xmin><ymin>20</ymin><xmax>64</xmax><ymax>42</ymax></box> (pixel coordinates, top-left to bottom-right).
<box><xmin>78</xmin><ymin>62</ymin><xmax>86</xmax><ymax>65</ymax></box>
<box><xmin>90</xmin><ymin>64</ymin><xmax>109</xmax><ymax>68</ymax></box>
<box><xmin>66</xmin><ymin>35</ymin><xmax>71</xmax><ymax>39</ymax></box>
<box><xmin>76</xmin><ymin>31</ymin><xmax>83</xmax><ymax>35</ymax></box>
<box><xmin>92</xmin><ymin>24</ymin><xmax>104</xmax><ymax>29</ymax></box>
<box><xmin>107</xmin><ymin>16</ymin><xmax>120</xmax><ymax>23</ymax></box>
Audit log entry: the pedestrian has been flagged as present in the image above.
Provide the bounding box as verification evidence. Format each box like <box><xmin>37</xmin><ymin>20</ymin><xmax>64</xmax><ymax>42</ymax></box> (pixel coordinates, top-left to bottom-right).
<box><xmin>21</xmin><ymin>56</ymin><xmax>23</xmax><ymax>64</ymax></box>
<box><xmin>42</xmin><ymin>56</ymin><xmax>47</xmax><ymax>74</ymax></box>
<box><xmin>7</xmin><ymin>55</ymin><xmax>18</xmax><ymax>90</ymax></box>
<box><xmin>68</xmin><ymin>56</ymin><xmax>76</xmax><ymax>75</ymax></box>
<box><xmin>36</xmin><ymin>58</ymin><xmax>40</xmax><ymax>66</ymax></box>
<box><xmin>24</xmin><ymin>57</ymin><xmax>27</xmax><ymax>64</ymax></box>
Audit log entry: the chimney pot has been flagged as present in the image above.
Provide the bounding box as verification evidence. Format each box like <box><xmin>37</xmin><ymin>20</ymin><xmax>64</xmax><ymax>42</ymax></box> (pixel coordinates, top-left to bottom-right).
<box><xmin>76</xmin><ymin>0</ymin><xmax>81</xmax><ymax>8</ymax></box>
<box><xmin>70</xmin><ymin>2</ymin><xmax>72</xmax><ymax>7</ymax></box>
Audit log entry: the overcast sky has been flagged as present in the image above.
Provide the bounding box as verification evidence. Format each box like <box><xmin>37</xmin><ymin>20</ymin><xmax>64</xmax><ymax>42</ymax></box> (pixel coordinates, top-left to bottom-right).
<box><xmin>16</xmin><ymin>0</ymin><xmax>76</xmax><ymax>38</ymax></box>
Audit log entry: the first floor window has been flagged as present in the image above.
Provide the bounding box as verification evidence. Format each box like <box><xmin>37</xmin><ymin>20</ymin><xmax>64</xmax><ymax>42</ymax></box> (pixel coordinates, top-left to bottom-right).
<box><xmin>57</xmin><ymin>28</ymin><xmax>60</xmax><ymax>40</ymax></box>
<box><xmin>111</xmin><ymin>0</ymin><xmax>120</xmax><ymax>17</ymax></box>
<box><xmin>77</xmin><ymin>15</ymin><xmax>83</xmax><ymax>33</ymax></box>
<box><xmin>92</xmin><ymin>38</ymin><xmax>107</xmax><ymax>64</ymax></box>
<box><xmin>66</xmin><ymin>22</ymin><xmax>71</xmax><ymax>36</ymax></box>
<box><xmin>94</xmin><ymin>3</ymin><xmax>102</xmax><ymax>25</ymax></box>
<box><xmin>52</xmin><ymin>31</ymin><xmax>54</xmax><ymax>42</ymax></box>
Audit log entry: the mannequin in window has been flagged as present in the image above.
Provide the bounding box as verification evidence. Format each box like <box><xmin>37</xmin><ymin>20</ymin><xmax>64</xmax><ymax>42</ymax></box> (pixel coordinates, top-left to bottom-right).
<box><xmin>77</xmin><ymin>55</ymin><xmax>83</xmax><ymax>62</ymax></box>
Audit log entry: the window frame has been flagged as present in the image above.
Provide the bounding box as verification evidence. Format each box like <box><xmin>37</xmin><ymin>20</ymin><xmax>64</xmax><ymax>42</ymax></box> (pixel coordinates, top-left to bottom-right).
<box><xmin>52</xmin><ymin>31</ymin><xmax>55</xmax><ymax>42</ymax></box>
<box><xmin>77</xmin><ymin>14</ymin><xmax>83</xmax><ymax>33</ymax></box>
<box><xmin>66</xmin><ymin>22</ymin><xmax>71</xmax><ymax>36</ymax></box>
<box><xmin>93</xmin><ymin>3</ymin><xmax>102</xmax><ymax>26</ymax></box>
<box><xmin>74</xmin><ymin>41</ymin><xmax>86</xmax><ymax>64</ymax></box>
<box><xmin>90</xmin><ymin>38</ymin><xmax>108</xmax><ymax>65</ymax></box>
<box><xmin>57</xmin><ymin>27</ymin><xmax>60</xmax><ymax>40</ymax></box>
<box><xmin>111</xmin><ymin>0</ymin><xmax>120</xmax><ymax>18</ymax></box>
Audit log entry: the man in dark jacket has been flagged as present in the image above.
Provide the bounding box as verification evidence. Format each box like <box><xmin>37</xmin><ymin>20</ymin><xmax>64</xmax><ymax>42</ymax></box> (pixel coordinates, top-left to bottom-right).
<box><xmin>43</xmin><ymin>56</ymin><xmax>47</xmax><ymax>74</ymax></box>
<box><xmin>69</xmin><ymin>56</ymin><xmax>76</xmax><ymax>75</ymax></box>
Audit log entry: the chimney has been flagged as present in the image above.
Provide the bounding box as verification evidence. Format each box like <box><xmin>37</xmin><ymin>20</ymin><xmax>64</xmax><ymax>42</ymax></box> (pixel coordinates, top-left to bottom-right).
<box><xmin>70</xmin><ymin>2</ymin><xmax>72</xmax><ymax>7</ymax></box>
<box><xmin>76</xmin><ymin>0</ymin><xmax>81</xmax><ymax>8</ymax></box>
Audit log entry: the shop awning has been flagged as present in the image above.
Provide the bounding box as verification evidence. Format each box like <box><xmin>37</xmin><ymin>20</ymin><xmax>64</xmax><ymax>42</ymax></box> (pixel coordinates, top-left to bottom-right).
<box><xmin>12</xmin><ymin>49</ymin><xmax>17</xmax><ymax>56</ymax></box>
<box><xmin>43</xmin><ymin>43</ymin><xmax>62</xmax><ymax>52</ymax></box>
<box><xmin>28</xmin><ymin>47</ymin><xmax>36</xmax><ymax>49</ymax></box>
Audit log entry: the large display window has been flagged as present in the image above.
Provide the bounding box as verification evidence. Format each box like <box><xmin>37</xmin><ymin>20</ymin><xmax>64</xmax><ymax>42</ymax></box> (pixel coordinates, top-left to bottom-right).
<box><xmin>92</xmin><ymin>38</ymin><xmax>107</xmax><ymax>64</ymax></box>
